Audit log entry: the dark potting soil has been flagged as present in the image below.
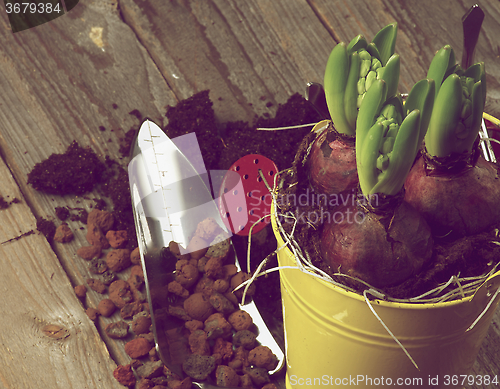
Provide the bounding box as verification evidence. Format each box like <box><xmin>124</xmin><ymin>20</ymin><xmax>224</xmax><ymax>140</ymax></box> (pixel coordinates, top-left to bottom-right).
<box><xmin>0</xmin><ymin>196</ymin><xmax>9</xmax><ymax>209</ymax></box>
<box><xmin>27</xmin><ymin>90</ymin><xmax>322</xmax><ymax>325</ymax></box>
<box><xmin>36</xmin><ymin>216</ymin><xmax>57</xmax><ymax>243</ymax></box>
<box><xmin>0</xmin><ymin>195</ymin><xmax>20</xmax><ymax>210</ymax></box>
<box><xmin>163</xmin><ymin>90</ymin><xmax>222</xmax><ymax>171</ymax></box>
<box><xmin>27</xmin><ymin>141</ymin><xmax>108</xmax><ymax>196</ymax></box>
<box><xmin>278</xmin><ymin>130</ymin><xmax>500</xmax><ymax>299</ymax></box>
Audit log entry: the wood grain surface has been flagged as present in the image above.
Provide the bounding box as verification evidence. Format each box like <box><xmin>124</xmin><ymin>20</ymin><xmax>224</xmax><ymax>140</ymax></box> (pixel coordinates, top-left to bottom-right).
<box><xmin>0</xmin><ymin>0</ymin><xmax>499</xmax><ymax>388</ymax></box>
<box><xmin>0</xmin><ymin>156</ymin><xmax>123</xmax><ymax>388</ymax></box>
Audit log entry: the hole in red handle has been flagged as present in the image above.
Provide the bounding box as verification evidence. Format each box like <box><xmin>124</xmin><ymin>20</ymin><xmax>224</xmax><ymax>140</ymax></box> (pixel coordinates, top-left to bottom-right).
<box><xmin>218</xmin><ymin>154</ymin><xmax>278</xmax><ymax>236</ymax></box>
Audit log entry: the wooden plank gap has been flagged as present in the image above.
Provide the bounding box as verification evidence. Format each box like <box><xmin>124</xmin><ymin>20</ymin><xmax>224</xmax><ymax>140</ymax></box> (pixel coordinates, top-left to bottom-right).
<box><xmin>305</xmin><ymin>0</ymin><xmax>343</xmax><ymax>44</ymax></box>
<box><xmin>115</xmin><ymin>0</ymin><xmax>181</xmax><ymax>104</ymax></box>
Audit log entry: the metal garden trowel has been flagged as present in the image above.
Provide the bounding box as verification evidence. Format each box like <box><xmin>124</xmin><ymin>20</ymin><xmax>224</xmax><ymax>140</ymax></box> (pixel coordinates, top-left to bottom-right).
<box><xmin>128</xmin><ymin>119</ymin><xmax>284</xmax><ymax>388</ymax></box>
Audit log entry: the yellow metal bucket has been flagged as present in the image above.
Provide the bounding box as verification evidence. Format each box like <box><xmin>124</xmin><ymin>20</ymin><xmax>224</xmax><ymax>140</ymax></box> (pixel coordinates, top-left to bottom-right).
<box><xmin>271</xmin><ymin>211</ymin><xmax>500</xmax><ymax>389</ymax></box>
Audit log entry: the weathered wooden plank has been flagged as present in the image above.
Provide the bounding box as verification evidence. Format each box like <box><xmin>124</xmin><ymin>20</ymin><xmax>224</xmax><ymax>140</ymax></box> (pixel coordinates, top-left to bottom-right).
<box><xmin>0</xmin><ymin>0</ymin><xmax>176</xmax><ymax>170</ymax></box>
<box><xmin>0</xmin><ymin>156</ymin><xmax>122</xmax><ymax>389</ymax></box>
<box><xmin>118</xmin><ymin>0</ymin><xmax>335</xmax><ymax>123</ymax></box>
<box><xmin>310</xmin><ymin>0</ymin><xmax>500</xmax><ymax>117</ymax></box>
<box><xmin>0</xmin><ymin>0</ymin><xmax>179</xmax><ymax>372</ymax></box>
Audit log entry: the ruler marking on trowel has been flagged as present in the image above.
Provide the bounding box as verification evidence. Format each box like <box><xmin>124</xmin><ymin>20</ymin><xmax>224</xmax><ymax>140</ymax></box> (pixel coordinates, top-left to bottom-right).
<box><xmin>145</xmin><ymin>121</ymin><xmax>178</xmax><ymax>243</ymax></box>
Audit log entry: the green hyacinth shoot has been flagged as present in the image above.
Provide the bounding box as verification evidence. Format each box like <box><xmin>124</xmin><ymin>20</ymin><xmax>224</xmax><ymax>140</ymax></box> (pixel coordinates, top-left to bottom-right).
<box><xmin>324</xmin><ymin>23</ymin><xmax>399</xmax><ymax>136</ymax></box>
<box><xmin>425</xmin><ymin>45</ymin><xmax>486</xmax><ymax>157</ymax></box>
<box><xmin>356</xmin><ymin>78</ymin><xmax>435</xmax><ymax>197</ymax></box>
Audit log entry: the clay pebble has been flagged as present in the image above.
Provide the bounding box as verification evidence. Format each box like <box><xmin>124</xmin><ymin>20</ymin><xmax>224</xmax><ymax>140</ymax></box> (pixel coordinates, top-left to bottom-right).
<box><xmin>132</xmin><ymin>312</ymin><xmax>152</xmax><ymax>335</ymax></box>
<box><xmin>204</xmin><ymin>257</ymin><xmax>223</xmax><ymax>279</ymax></box>
<box><xmin>120</xmin><ymin>301</ymin><xmax>145</xmax><ymax>320</ymax></box>
<box><xmin>184</xmin><ymin>293</ymin><xmax>214</xmax><ymax>321</ymax></box>
<box><xmin>185</xmin><ymin>320</ymin><xmax>204</xmax><ymax>332</ymax></box>
<box><xmin>195</xmin><ymin>217</ymin><xmax>223</xmax><ymax>241</ymax></box>
<box><xmin>233</xmin><ymin>329</ymin><xmax>257</xmax><ymax>350</ymax></box>
<box><xmin>85</xmin><ymin>307</ymin><xmax>99</xmax><ymax>321</ymax></box>
<box><xmin>244</xmin><ymin>366</ymin><xmax>271</xmax><ymax>386</ymax></box>
<box><xmin>209</xmin><ymin>292</ymin><xmax>236</xmax><ymax>315</ymax></box>
<box><xmin>186</xmin><ymin>235</ymin><xmax>209</xmax><ymax>260</ymax></box>
<box><xmin>77</xmin><ymin>245</ymin><xmax>102</xmax><ymax>260</ymax></box>
<box><xmin>175</xmin><ymin>261</ymin><xmax>199</xmax><ymax>289</ymax></box>
<box><xmin>87</xmin><ymin>209</ymin><xmax>115</xmax><ymax>232</ymax></box>
<box><xmin>53</xmin><ymin>223</ymin><xmax>74</xmax><ymax>243</ymax></box>
<box><xmin>135</xmin><ymin>360</ymin><xmax>164</xmax><ymax>379</ymax></box>
<box><xmin>212</xmin><ymin>337</ymin><xmax>233</xmax><ymax>364</ymax></box>
<box><xmin>88</xmin><ymin>258</ymin><xmax>108</xmax><ymax>274</ymax></box>
<box><xmin>106</xmin><ymin>248</ymin><xmax>131</xmax><ymax>272</ymax></box>
<box><xmin>188</xmin><ymin>330</ymin><xmax>211</xmax><ymax>356</ymax></box>
<box><xmin>86</xmin><ymin>278</ymin><xmax>106</xmax><ymax>294</ymax></box>
<box><xmin>215</xmin><ymin>365</ymin><xmax>240</xmax><ymax>388</ymax></box>
<box><xmin>204</xmin><ymin>312</ymin><xmax>232</xmax><ymax>340</ymax></box>
<box><xmin>231</xmin><ymin>271</ymin><xmax>256</xmax><ymax>300</ymax></box>
<box><xmin>109</xmin><ymin>279</ymin><xmax>134</xmax><ymax>308</ymax></box>
<box><xmin>205</xmin><ymin>233</ymin><xmax>231</xmax><ymax>261</ymax></box>
<box><xmin>228</xmin><ymin>310</ymin><xmax>253</xmax><ymax>331</ymax></box>
<box><xmin>113</xmin><ymin>364</ymin><xmax>136</xmax><ymax>387</ymax></box>
<box><xmin>130</xmin><ymin>247</ymin><xmax>141</xmax><ymax>264</ymax></box>
<box><xmin>97</xmin><ymin>298</ymin><xmax>116</xmax><ymax>317</ymax></box>
<box><xmin>104</xmin><ymin>321</ymin><xmax>129</xmax><ymax>339</ymax></box>
<box><xmin>74</xmin><ymin>285</ymin><xmax>87</xmax><ymax>299</ymax></box>
<box><xmin>124</xmin><ymin>337</ymin><xmax>153</xmax><ymax>359</ymax></box>
<box><xmin>248</xmin><ymin>345</ymin><xmax>279</xmax><ymax>370</ymax></box>
<box><xmin>86</xmin><ymin>223</ymin><xmax>110</xmax><ymax>249</ymax></box>
<box><xmin>168</xmin><ymin>280</ymin><xmax>190</xmax><ymax>298</ymax></box>
<box><xmin>182</xmin><ymin>354</ymin><xmax>216</xmax><ymax>381</ymax></box>
<box><xmin>106</xmin><ymin>229</ymin><xmax>128</xmax><ymax>248</ymax></box>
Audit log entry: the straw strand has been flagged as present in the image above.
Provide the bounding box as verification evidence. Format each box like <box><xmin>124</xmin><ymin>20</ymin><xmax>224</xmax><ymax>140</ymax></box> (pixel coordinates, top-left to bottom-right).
<box><xmin>363</xmin><ymin>289</ymin><xmax>420</xmax><ymax>371</ymax></box>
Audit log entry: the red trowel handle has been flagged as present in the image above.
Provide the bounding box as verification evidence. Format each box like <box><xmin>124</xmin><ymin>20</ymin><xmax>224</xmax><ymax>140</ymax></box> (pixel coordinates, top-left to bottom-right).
<box><xmin>219</xmin><ymin>154</ymin><xmax>278</xmax><ymax>236</ymax></box>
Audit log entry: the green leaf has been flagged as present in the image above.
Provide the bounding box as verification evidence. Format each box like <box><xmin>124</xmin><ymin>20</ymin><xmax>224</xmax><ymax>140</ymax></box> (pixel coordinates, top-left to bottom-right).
<box><xmin>404</xmin><ymin>78</ymin><xmax>435</xmax><ymax>147</ymax></box>
<box><xmin>366</xmin><ymin>42</ymin><xmax>382</xmax><ymax>62</ymax></box>
<box><xmin>454</xmin><ymin>79</ymin><xmax>485</xmax><ymax>154</ymax></box>
<box><xmin>371</xmin><ymin>22</ymin><xmax>398</xmax><ymax>65</ymax></box>
<box><xmin>377</xmin><ymin>54</ymin><xmax>400</xmax><ymax>98</ymax></box>
<box><xmin>425</xmin><ymin>74</ymin><xmax>462</xmax><ymax>157</ymax></box>
<box><xmin>324</xmin><ymin>42</ymin><xmax>353</xmax><ymax>135</ymax></box>
<box><xmin>426</xmin><ymin>45</ymin><xmax>456</xmax><ymax>99</ymax></box>
<box><xmin>464</xmin><ymin>62</ymin><xmax>486</xmax><ymax>104</ymax></box>
<box><xmin>358</xmin><ymin>122</ymin><xmax>385</xmax><ymax>196</ymax></box>
<box><xmin>347</xmin><ymin>34</ymin><xmax>367</xmax><ymax>54</ymax></box>
<box><xmin>344</xmin><ymin>52</ymin><xmax>361</xmax><ymax>131</ymax></box>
